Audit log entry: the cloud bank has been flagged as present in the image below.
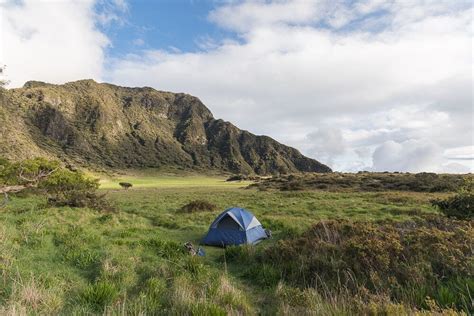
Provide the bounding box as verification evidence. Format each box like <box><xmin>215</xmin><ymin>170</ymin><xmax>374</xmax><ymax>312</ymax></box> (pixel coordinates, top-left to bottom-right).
<box><xmin>1</xmin><ymin>0</ymin><xmax>472</xmax><ymax>172</ymax></box>
<box><xmin>0</xmin><ymin>0</ymin><xmax>110</xmax><ymax>87</ymax></box>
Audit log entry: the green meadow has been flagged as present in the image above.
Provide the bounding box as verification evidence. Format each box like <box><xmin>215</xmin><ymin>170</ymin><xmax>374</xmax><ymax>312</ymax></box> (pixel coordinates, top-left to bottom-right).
<box><xmin>0</xmin><ymin>173</ymin><xmax>471</xmax><ymax>315</ymax></box>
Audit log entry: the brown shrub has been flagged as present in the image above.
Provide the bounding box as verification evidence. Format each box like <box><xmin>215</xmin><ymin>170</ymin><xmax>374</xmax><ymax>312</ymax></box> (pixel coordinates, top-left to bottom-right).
<box><xmin>231</xmin><ymin>216</ymin><xmax>474</xmax><ymax>312</ymax></box>
<box><xmin>250</xmin><ymin>172</ymin><xmax>471</xmax><ymax>192</ymax></box>
<box><xmin>179</xmin><ymin>200</ymin><xmax>217</xmax><ymax>213</ymax></box>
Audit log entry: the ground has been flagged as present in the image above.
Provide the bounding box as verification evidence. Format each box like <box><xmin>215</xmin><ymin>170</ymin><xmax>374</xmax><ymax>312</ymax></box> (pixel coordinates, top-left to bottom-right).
<box><xmin>0</xmin><ymin>173</ymin><xmax>464</xmax><ymax>315</ymax></box>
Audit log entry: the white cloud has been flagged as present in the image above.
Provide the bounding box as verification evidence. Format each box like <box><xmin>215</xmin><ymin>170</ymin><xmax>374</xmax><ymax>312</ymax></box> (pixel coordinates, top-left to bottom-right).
<box><xmin>371</xmin><ymin>139</ymin><xmax>473</xmax><ymax>174</ymax></box>
<box><xmin>371</xmin><ymin>139</ymin><xmax>443</xmax><ymax>172</ymax></box>
<box><xmin>112</xmin><ymin>0</ymin><xmax>128</xmax><ymax>12</ymax></box>
<box><xmin>0</xmin><ymin>0</ymin><xmax>110</xmax><ymax>87</ymax></box>
<box><xmin>444</xmin><ymin>146</ymin><xmax>474</xmax><ymax>160</ymax></box>
<box><xmin>442</xmin><ymin>163</ymin><xmax>472</xmax><ymax>174</ymax></box>
<box><xmin>132</xmin><ymin>38</ymin><xmax>145</xmax><ymax>46</ymax></box>
<box><xmin>307</xmin><ymin>127</ymin><xmax>346</xmax><ymax>167</ymax></box>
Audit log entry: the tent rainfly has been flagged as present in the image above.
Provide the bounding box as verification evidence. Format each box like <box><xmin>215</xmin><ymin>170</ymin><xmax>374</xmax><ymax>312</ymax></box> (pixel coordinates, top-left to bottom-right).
<box><xmin>202</xmin><ymin>207</ymin><xmax>268</xmax><ymax>246</ymax></box>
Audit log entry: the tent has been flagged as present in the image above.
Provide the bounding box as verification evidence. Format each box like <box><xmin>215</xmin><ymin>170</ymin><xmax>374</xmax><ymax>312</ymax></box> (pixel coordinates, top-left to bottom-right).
<box><xmin>202</xmin><ymin>207</ymin><xmax>268</xmax><ymax>246</ymax></box>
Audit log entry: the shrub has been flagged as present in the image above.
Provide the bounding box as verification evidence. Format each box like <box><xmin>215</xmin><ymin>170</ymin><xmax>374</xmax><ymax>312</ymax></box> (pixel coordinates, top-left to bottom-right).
<box><xmin>226</xmin><ymin>175</ymin><xmax>244</xmax><ymax>182</ymax></box>
<box><xmin>0</xmin><ymin>157</ymin><xmax>113</xmax><ymax>211</ymax></box>
<box><xmin>179</xmin><ymin>200</ymin><xmax>217</xmax><ymax>213</ymax></box>
<box><xmin>251</xmin><ymin>172</ymin><xmax>470</xmax><ymax>192</ymax></box>
<box><xmin>239</xmin><ymin>217</ymin><xmax>474</xmax><ymax>312</ymax></box>
<box><xmin>432</xmin><ymin>178</ymin><xmax>474</xmax><ymax>220</ymax></box>
<box><xmin>118</xmin><ymin>182</ymin><xmax>133</xmax><ymax>190</ymax></box>
<box><xmin>281</xmin><ymin>181</ymin><xmax>304</xmax><ymax>191</ymax></box>
<box><xmin>433</xmin><ymin>193</ymin><xmax>474</xmax><ymax>220</ymax></box>
<box><xmin>226</xmin><ymin>175</ymin><xmax>260</xmax><ymax>182</ymax></box>
<box><xmin>0</xmin><ymin>157</ymin><xmax>59</xmax><ymax>186</ymax></box>
<box><xmin>41</xmin><ymin>169</ymin><xmax>113</xmax><ymax>211</ymax></box>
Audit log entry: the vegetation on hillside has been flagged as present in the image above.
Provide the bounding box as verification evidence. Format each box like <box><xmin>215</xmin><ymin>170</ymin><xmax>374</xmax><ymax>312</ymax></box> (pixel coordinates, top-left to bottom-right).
<box><xmin>432</xmin><ymin>178</ymin><xmax>474</xmax><ymax>220</ymax></box>
<box><xmin>0</xmin><ymin>80</ymin><xmax>330</xmax><ymax>174</ymax></box>
<box><xmin>250</xmin><ymin>172</ymin><xmax>470</xmax><ymax>192</ymax></box>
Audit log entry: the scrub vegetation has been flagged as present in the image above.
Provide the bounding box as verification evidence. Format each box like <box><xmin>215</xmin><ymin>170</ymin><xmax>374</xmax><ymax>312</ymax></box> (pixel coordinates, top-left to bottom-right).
<box><xmin>0</xmin><ymin>158</ymin><xmax>472</xmax><ymax>315</ymax></box>
<box><xmin>251</xmin><ymin>172</ymin><xmax>468</xmax><ymax>192</ymax></box>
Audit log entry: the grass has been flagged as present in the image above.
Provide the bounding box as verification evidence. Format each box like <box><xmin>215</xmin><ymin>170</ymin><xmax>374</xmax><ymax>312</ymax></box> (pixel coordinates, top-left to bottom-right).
<box><xmin>96</xmin><ymin>169</ymin><xmax>252</xmax><ymax>189</ymax></box>
<box><xmin>99</xmin><ymin>174</ymin><xmax>251</xmax><ymax>189</ymax></box>
<box><xmin>0</xmin><ymin>173</ymin><xmax>469</xmax><ymax>315</ymax></box>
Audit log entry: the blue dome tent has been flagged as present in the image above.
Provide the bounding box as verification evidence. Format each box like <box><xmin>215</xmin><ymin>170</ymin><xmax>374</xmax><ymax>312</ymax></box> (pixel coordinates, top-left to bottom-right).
<box><xmin>202</xmin><ymin>207</ymin><xmax>268</xmax><ymax>246</ymax></box>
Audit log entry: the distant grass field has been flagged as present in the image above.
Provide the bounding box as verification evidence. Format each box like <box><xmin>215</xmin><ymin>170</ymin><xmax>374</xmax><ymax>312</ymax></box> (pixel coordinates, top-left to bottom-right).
<box><xmin>99</xmin><ymin>174</ymin><xmax>251</xmax><ymax>189</ymax></box>
<box><xmin>1</xmin><ymin>173</ymin><xmax>468</xmax><ymax>315</ymax></box>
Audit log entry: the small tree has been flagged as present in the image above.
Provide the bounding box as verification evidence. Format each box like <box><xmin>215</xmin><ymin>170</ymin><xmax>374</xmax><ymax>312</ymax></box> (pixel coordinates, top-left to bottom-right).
<box><xmin>0</xmin><ymin>157</ymin><xmax>59</xmax><ymax>206</ymax></box>
<box><xmin>119</xmin><ymin>182</ymin><xmax>133</xmax><ymax>190</ymax></box>
<box><xmin>0</xmin><ymin>157</ymin><xmax>113</xmax><ymax>211</ymax></box>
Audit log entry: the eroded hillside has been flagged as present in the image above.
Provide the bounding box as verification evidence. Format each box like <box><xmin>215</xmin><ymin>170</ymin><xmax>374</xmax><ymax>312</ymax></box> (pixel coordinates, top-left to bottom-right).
<box><xmin>0</xmin><ymin>80</ymin><xmax>331</xmax><ymax>174</ymax></box>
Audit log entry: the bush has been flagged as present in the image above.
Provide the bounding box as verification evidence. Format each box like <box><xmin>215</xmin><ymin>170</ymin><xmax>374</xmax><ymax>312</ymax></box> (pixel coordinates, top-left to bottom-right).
<box><xmin>179</xmin><ymin>200</ymin><xmax>217</xmax><ymax>213</ymax></box>
<box><xmin>40</xmin><ymin>168</ymin><xmax>98</xmax><ymax>194</ymax></box>
<box><xmin>119</xmin><ymin>182</ymin><xmax>133</xmax><ymax>189</ymax></box>
<box><xmin>239</xmin><ymin>217</ymin><xmax>474</xmax><ymax>312</ymax></box>
<box><xmin>433</xmin><ymin>193</ymin><xmax>474</xmax><ymax>220</ymax></box>
<box><xmin>46</xmin><ymin>190</ymin><xmax>113</xmax><ymax>210</ymax></box>
<box><xmin>251</xmin><ymin>172</ymin><xmax>470</xmax><ymax>192</ymax></box>
<box><xmin>281</xmin><ymin>181</ymin><xmax>304</xmax><ymax>191</ymax></box>
<box><xmin>226</xmin><ymin>175</ymin><xmax>260</xmax><ymax>182</ymax></box>
<box><xmin>432</xmin><ymin>179</ymin><xmax>474</xmax><ymax>220</ymax></box>
<box><xmin>41</xmin><ymin>168</ymin><xmax>113</xmax><ymax>211</ymax></box>
<box><xmin>0</xmin><ymin>157</ymin><xmax>113</xmax><ymax>211</ymax></box>
<box><xmin>0</xmin><ymin>157</ymin><xmax>59</xmax><ymax>186</ymax></box>
<box><xmin>226</xmin><ymin>175</ymin><xmax>244</xmax><ymax>182</ymax></box>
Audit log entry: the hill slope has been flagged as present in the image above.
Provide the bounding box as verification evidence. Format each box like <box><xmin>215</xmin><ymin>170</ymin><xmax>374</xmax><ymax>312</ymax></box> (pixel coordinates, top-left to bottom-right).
<box><xmin>0</xmin><ymin>80</ymin><xmax>331</xmax><ymax>174</ymax></box>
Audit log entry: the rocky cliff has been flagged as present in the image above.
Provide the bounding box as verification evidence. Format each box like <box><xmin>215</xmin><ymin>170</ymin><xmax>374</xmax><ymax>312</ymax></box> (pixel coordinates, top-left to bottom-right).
<box><xmin>0</xmin><ymin>80</ymin><xmax>331</xmax><ymax>174</ymax></box>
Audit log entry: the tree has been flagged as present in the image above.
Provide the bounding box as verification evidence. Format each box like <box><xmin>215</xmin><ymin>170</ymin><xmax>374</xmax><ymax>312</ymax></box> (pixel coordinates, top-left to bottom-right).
<box><xmin>119</xmin><ymin>182</ymin><xmax>133</xmax><ymax>190</ymax></box>
<box><xmin>0</xmin><ymin>158</ymin><xmax>59</xmax><ymax>207</ymax></box>
<box><xmin>0</xmin><ymin>157</ymin><xmax>112</xmax><ymax>211</ymax></box>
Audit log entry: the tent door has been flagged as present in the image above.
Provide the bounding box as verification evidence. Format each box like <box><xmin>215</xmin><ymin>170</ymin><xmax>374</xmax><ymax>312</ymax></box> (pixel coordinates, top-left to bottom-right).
<box><xmin>216</xmin><ymin>214</ymin><xmax>243</xmax><ymax>230</ymax></box>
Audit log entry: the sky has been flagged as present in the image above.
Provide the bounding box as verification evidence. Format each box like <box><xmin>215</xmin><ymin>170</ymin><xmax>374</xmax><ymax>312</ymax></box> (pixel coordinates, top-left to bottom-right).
<box><xmin>0</xmin><ymin>0</ymin><xmax>472</xmax><ymax>173</ymax></box>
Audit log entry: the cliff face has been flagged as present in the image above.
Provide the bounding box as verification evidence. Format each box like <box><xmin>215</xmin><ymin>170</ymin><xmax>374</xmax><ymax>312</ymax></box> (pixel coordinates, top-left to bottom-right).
<box><xmin>0</xmin><ymin>80</ymin><xmax>331</xmax><ymax>174</ymax></box>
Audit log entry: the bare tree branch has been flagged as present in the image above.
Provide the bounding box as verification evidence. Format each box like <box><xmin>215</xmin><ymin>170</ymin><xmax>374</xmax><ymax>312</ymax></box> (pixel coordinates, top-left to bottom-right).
<box><xmin>18</xmin><ymin>167</ymin><xmax>57</xmax><ymax>183</ymax></box>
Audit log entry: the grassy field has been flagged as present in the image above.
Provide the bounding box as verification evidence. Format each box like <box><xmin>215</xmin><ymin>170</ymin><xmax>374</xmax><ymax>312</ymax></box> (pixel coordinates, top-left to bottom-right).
<box><xmin>97</xmin><ymin>172</ymin><xmax>252</xmax><ymax>189</ymax></box>
<box><xmin>0</xmin><ymin>173</ymin><xmax>470</xmax><ymax>315</ymax></box>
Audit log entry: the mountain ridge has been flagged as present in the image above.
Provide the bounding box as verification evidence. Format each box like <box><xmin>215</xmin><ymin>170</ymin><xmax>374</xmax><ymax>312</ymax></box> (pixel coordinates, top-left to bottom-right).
<box><xmin>0</xmin><ymin>80</ymin><xmax>331</xmax><ymax>175</ymax></box>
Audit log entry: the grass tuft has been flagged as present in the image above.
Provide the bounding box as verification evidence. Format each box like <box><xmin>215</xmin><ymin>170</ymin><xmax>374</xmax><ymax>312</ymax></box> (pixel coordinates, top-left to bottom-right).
<box><xmin>79</xmin><ymin>281</ymin><xmax>118</xmax><ymax>311</ymax></box>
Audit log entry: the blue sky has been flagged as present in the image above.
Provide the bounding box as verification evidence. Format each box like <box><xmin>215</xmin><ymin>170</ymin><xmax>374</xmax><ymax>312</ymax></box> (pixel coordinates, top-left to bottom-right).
<box><xmin>96</xmin><ymin>0</ymin><xmax>237</xmax><ymax>58</ymax></box>
<box><xmin>1</xmin><ymin>0</ymin><xmax>472</xmax><ymax>173</ymax></box>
